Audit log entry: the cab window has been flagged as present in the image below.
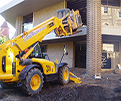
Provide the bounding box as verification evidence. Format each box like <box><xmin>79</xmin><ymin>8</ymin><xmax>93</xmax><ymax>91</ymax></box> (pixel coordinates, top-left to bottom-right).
<box><xmin>30</xmin><ymin>44</ymin><xmax>42</xmax><ymax>58</ymax></box>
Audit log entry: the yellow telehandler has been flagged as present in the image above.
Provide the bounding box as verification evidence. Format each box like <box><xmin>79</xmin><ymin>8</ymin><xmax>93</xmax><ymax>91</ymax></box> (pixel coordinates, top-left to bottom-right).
<box><xmin>0</xmin><ymin>8</ymin><xmax>82</xmax><ymax>95</ymax></box>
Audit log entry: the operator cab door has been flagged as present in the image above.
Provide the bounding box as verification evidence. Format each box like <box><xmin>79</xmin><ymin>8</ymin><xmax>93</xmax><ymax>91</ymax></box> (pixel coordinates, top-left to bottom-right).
<box><xmin>29</xmin><ymin>43</ymin><xmax>56</xmax><ymax>74</ymax></box>
<box><xmin>29</xmin><ymin>43</ymin><xmax>43</xmax><ymax>58</ymax></box>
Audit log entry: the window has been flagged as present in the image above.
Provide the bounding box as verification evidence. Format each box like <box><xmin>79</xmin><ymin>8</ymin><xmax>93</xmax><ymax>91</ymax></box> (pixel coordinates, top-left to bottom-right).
<box><xmin>22</xmin><ymin>13</ymin><xmax>33</xmax><ymax>32</ymax></box>
<box><xmin>41</xmin><ymin>45</ymin><xmax>47</xmax><ymax>53</ymax></box>
<box><xmin>119</xmin><ymin>11</ymin><xmax>121</xmax><ymax>18</ymax></box>
<box><xmin>23</xmin><ymin>22</ymin><xmax>33</xmax><ymax>31</ymax></box>
<box><xmin>104</xmin><ymin>23</ymin><xmax>109</xmax><ymax>26</ymax></box>
<box><xmin>103</xmin><ymin>43</ymin><xmax>114</xmax><ymax>52</ymax></box>
<box><xmin>29</xmin><ymin>43</ymin><xmax>42</xmax><ymax>58</ymax></box>
<box><xmin>104</xmin><ymin>7</ymin><xmax>108</xmax><ymax>13</ymax></box>
<box><xmin>102</xmin><ymin>41</ymin><xmax>119</xmax><ymax>69</ymax></box>
<box><xmin>102</xmin><ymin>41</ymin><xmax>119</xmax><ymax>52</ymax></box>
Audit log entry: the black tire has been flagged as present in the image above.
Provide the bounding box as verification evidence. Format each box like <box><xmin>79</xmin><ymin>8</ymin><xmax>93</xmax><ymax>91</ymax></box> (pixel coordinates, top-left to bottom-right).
<box><xmin>0</xmin><ymin>81</ymin><xmax>17</xmax><ymax>89</ymax></box>
<box><xmin>21</xmin><ymin>68</ymin><xmax>44</xmax><ymax>96</ymax></box>
<box><xmin>58</xmin><ymin>65</ymin><xmax>69</xmax><ymax>85</ymax></box>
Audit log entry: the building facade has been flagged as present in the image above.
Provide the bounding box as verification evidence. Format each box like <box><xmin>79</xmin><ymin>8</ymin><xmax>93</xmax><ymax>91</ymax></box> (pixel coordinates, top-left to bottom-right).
<box><xmin>0</xmin><ymin>0</ymin><xmax>121</xmax><ymax>75</ymax></box>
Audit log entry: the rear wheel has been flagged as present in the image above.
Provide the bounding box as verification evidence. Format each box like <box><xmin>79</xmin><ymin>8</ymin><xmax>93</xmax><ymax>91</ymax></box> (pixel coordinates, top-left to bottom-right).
<box><xmin>0</xmin><ymin>81</ymin><xmax>17</xmax><ymax>89</ymax></box>
<box><xmin>58</xmin><ymin>65</ymin><xmax>69</xmax><ymax>85</ymax></box>
<box><xmin>22</xmin><ymin>68</ymin><xmax>43</xmax><ymax>96</ymax></box>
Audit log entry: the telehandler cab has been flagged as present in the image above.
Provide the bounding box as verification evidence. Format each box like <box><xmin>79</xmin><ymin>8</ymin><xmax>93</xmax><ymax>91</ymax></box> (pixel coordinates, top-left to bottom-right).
<box><xmin>0</xmin><ymin>8</ymin><xmax>82</xmax><ymax>95</ymax></box>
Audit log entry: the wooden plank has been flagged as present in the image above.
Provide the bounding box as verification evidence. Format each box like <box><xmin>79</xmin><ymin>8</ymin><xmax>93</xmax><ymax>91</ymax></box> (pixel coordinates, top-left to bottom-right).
<box><xmin>67</xmin><ymin>0</ymin><xmax>84</xmax><ymax>4</ymax></box>
<box><xmin>67</xmin><ymin>1</ymin><xmax>86</xmax><ymax>10</ymax></box>
<box><xmin>101</xmin><ymin>0</ymin><xmax>120</xmax><ymax>6</ymax></box>
<box><xmin>108</xmin><ymin>0</ymin><xmax>120</xmax><ymax>6</ymax></box>
<box><xmin>67</xmin><ymin>0</ymin><xmax>85</xmax><ymax>6</ymax></box>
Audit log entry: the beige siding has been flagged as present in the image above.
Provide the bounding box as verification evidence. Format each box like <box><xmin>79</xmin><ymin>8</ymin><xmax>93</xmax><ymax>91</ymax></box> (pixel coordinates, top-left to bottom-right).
<box><xmin>46</xmin><ymin>41</ymin><xmax>74</xmax><ymax>68</ymax></box>
<box><xmin>33</xmin><ymin>2</ymin><xmax>64</xmax><ymax>27</ymax></box>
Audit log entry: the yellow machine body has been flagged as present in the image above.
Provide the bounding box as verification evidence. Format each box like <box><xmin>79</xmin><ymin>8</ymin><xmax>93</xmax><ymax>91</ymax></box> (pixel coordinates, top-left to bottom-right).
<box><xmin>0</xmin><ymin>9</ymin><xmax>82</xmax><ymax>83</ymax></box>
<box><xmin>70</xmin><ymin>72</ymin><xmax>82</xmax><ymax>84</ymax></box>
<box><xmin>32</xmin><ymin>58</ymin><xmax>56</xmax><ymax>75</ymax></box>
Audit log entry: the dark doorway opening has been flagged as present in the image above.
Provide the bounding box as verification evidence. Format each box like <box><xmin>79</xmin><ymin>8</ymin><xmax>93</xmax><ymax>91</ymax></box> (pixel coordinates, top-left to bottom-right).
<box><xmin>75</xmin><ymin>41</ymin><xmax>86</xmax><ymax>68</ymax></box>
<box><xmin>67</xmin><ymin>0</ymin><xmax>86</xmax><ymax>25</ymax></box>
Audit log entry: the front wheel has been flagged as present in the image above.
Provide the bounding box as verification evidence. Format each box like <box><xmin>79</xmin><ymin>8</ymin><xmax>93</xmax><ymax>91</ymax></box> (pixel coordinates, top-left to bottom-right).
<box><xmin>22</xmin><ymin>68</ymin><xmax>44</xmax><ymax>96</ymax></box>
<box><xmin>58</xmin><ymin>65</ymin><xmax>69</xmax><ymax>85</ymax></box>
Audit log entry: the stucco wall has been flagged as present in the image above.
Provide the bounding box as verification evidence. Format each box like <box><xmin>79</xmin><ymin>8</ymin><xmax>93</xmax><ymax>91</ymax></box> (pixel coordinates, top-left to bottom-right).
<box><xmin>33</xmin><ymin>2</ymin><xmax>64</xmax><ymax>27</ymax></box>
<box><xmin>46</xmin><ymin>41</ymin><xmax>74</xmax><ymax>68</ymax></box>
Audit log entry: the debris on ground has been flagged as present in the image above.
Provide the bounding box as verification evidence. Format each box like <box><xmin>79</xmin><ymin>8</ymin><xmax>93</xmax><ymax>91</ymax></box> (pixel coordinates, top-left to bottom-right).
<box><xmin>0</xmin><ymin>68</ymin><xmax>121</xmax><ymax>101</ymax></box>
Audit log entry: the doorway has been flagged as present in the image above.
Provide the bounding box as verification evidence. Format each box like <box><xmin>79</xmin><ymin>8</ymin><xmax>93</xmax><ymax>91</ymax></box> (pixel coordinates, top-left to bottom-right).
<box><xmin>75</xmin><ymin>41</ymin><xmax>86</xmax><ymax>68</ymax></box>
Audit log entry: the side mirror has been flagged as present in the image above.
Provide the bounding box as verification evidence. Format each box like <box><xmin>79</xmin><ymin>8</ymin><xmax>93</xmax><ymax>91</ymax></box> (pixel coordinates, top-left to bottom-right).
<box><xmin>63</xmin><ymin>44</ymin><xmax>68</xmax><ymax>55</ymax></box>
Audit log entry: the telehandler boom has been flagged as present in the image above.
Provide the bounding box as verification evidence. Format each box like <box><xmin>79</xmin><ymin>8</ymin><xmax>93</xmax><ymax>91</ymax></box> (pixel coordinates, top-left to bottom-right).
<box><xmin>0</xmin><ymin>9</ymin><xmax>82</xmax><ymax>95</ymax></box>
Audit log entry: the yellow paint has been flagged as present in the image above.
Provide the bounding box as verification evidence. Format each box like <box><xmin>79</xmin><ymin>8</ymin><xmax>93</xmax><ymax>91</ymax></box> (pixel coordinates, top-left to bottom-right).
<box><xmin>54</xmin><ymin>59</ymin><xmax>58</xmax><ymax>64</ymax></box>
<box><xmin>32</xmin><ymin>58</ymin><xmax>56</xmax><ymax>74</ymax></box>
<box><xmin>64</xmin><ymin>69</ymin><xmax>69</xmax><ymax>81</ymax></box>
<box><xmin>69</xmin><ymin>77</ymin><xmax>82</xmax><ymax>84</ymax></box>
<box><xmin>69</xmin><ymin>72</ymin><xmax>82</xmax><ymax>84</ymax></box>
<box><xmin>0</xmin><ymin>9</ymin><xmax>82</xmax><ymax>83</ymax></box>
<box><xmin>30</xmin><ymin>74</ymin><xmax>41</xmax><ymax>91</ymax></box>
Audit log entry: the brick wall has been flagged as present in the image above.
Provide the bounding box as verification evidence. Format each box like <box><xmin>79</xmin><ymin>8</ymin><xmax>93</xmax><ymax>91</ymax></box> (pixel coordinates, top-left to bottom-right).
<box><xmin>101</xmin><ymin>5</ymin><xmax>121</xmax><ymax>27</ymax></box>
<box><xmin>33</xmin><ymin>2</ymin><xmax>64</xmax><ymax>27</ymax></box>
<box><xmin>46</xmin><ymin>41</ymin><xmax>74</xmax><ymax>68</ymax></box>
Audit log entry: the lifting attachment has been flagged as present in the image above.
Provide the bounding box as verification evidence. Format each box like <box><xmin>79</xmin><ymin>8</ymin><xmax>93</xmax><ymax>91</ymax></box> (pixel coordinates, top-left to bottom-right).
<box><xmin>69</xmin><ymin>72</ymin><xmax>82</xmax><ymax>84</ymax></box>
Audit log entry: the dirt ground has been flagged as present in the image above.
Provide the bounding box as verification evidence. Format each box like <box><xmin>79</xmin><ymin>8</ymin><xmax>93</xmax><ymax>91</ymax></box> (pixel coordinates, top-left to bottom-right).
<box><xmin>0</xmin><ymin>68</ymin><xmax>121</xmax><ymax>101</ymax></box>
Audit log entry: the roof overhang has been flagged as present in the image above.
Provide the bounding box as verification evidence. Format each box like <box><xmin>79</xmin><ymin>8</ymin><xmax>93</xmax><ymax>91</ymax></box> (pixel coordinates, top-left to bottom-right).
<box><xmin>102</xmin><ymin>26</ymin><xmax>121</xmax><ymax>36</ymax></box>
<box><xmin>0</xmin><ymin>0</ymin><xmax>64</xmax><ymax>27</ymax></box>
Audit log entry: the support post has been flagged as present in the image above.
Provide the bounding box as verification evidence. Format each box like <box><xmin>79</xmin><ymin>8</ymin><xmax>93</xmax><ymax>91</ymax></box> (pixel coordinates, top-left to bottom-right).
<box><xmin>86</xmin><ymin>0</ymin><xmax>102</xmax><ymax>78</ymax></box>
